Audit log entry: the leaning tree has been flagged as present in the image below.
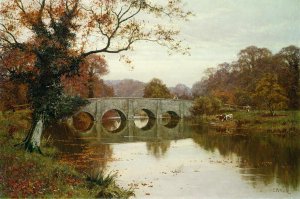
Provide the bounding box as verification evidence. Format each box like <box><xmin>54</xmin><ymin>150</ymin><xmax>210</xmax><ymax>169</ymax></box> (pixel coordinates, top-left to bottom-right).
<box><xmin>0</xmin><ymin>0</ymin><xmax>191</xmax><ymax>152</ymax></box>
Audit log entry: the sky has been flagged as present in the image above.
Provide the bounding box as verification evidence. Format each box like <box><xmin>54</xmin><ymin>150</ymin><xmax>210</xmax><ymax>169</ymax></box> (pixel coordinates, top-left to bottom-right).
<box><xmin>1</xmin><ymin>0</ymin><xmax>299</xmax><ymax>87</ymax></box>
<box><xmin>102</xmin><ymin>0</ymin><xmax>300</xmax><ymax>87</ymax></box>
<box><xmin>104</xmin><ymin>0</ymin><xmax>300</xmax><ymax>87</ymax></box>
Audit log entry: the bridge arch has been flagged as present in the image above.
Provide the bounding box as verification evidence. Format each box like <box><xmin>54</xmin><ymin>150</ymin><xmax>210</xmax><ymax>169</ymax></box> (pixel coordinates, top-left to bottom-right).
<box><xmin>140</xmin><ymin>108</ymin><xmax>156</xmax><ymax>119</ymax></box>
<box><xmin>101</xmin><ymin>108</ymin><xmax>127</xmax><ymax>121</ymax></box>
<box><xmin>160</xmin><ymin>111</ymin><xmax>180</xmax><ymax>129</ymax></box>
<box><xmin>134</xmin><ymin>117</ymin><xmax>156</xmax><ymax>131</ymax></box>
<box><xmin>165</xmin><ymin>111</ymin><xmax>180</xmax><ymax>119</ymax></box>
<box><xmin>141</xmin><ymin>118</ymin><xmax>156</xmax><ymax>131</ymax></box>
<box><xmin>102</xmin><ymin>119</ymin><xmax>130</xmax><ymax>136</ymax></box>
<box><xmin>76</xmin><ymin>97</ymin><xmax>193</xmax><ymax>122</ymax></box>
<box><xmin>101</xmin><ymin>109</ymin><xmax>127</xmax><ymax>133</ymax></box>
<box><xmin>72</xmin><ymin>111</ymin><xmax>95</xmax><ymax>132</ymax></box>
<box><xmin>164</xmin><ymin>119</ymin><xmax>180</xmax><ymax>129</ymax></box>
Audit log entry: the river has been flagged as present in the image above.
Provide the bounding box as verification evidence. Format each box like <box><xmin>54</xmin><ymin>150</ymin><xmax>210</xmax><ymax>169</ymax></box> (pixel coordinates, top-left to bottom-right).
<box><xmin>46</xmin><ymin>117</ymin><xmax>300</xmax><ymax>198</ymax></box>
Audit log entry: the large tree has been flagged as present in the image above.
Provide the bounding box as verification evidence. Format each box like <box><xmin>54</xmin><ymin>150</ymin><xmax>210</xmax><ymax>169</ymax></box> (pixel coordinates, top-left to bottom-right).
<box><xmin>277</xmin><ymin>45</ymin><xmax>300</xmax><ymax>109</ymax></box>
<box><xmin>234</xmin><ymin>46</ymin><xmax>273</xmax><ymax>93</ymax></box>
<box><xmin>253</xmin><ymin>73</ymin><xmax>288</xmax><ymax>115</ymax></box>
<box><xmin>62</xmin><ymin>54</ymin><xmax>110</xmax><ymax>98</ymax></box>
<box><xmin>97</xmin><ymin>79</ymin><xmax>115</xmax><ymax>97</ymax></box>
<box><xmin>143</xmin><ymin>78</ymin><xmax>172</xmax><ymax>98</ymax></box>
<box><xmin>192</xmin><ymin>45</ymin><xmax>299</xmax><ymax>108</ymax></box>
<box><xmin>0</xmin><ymin>0</ymin><xmax>191</xmax><ymax>152</ymax></box>
<box><xmin>0</xmin><ymin>48</ymin><xmax>33</xmax><ymax>110</ymax></box>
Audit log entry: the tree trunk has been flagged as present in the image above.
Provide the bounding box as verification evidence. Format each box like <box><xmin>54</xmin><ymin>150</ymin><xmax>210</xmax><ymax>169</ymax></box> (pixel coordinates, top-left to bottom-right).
<box><xmin>269</xmin><ymin>106</ymin><xmax>275</xmax><ymax>116</ymax></box>
<box><xmin>267</xmin><ymin>102</ymin><xmax>275</xmax><ymax>116</ymax></box>
<box><xmin>88</xmin><ymin>81</ymin><xmax>94</xmax><ymax>98</ymax></box>
<box><xmin>17</xmin><ymin>115</ymin><xmax>44</xmax><ymax>153</ymax></box>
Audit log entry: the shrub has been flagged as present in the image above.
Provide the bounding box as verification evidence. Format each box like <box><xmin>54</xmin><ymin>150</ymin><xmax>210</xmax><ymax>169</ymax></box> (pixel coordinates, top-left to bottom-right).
<box><xmin>191</xmin><ymin>96</ymin><xmax>222</xmax><ymax>116</ymax></box>
<box><xmin>87</xmin><ymin>170</ymin><xmax>134</xmax><ymax>198</ymax></box>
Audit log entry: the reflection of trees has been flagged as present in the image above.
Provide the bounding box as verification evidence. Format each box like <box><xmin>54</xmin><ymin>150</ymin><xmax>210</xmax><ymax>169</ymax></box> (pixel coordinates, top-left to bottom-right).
<box><xmin>164</xmin><ymin>119</ymin><xmax>180</xmax><ymax>129</ymax></box>
<box><xmin>192</xmin><ymin>128</ymin><xmax>300</xmax><ymax>191</ymax></box>
<box><xmin>44</xmin><ymin>123</ymin><xmax>113</xmax><ymax>172</ymax></box>
<box><xmin>81</xmin><ymin>143</ymin><xmax>113</xmax><ymax>172</ymax></box>
<box><xmin>102</xmin><ymin>119</ymin><xmax>121</xmax><ymax>132</ymax></box>
<box><xmin>160</xmin><ymin>117</ymin><xmax>180</xmax><ymax>129</ymax></box>
<box><xmin>146</xmin><ymin>140</ymin><xmax>171</xmax><ymax>159</ymax></box>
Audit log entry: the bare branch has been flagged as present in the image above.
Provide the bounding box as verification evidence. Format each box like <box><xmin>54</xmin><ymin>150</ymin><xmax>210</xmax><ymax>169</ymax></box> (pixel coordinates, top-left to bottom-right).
<box><xmin>38</xmin><ymin>0</ymin><xmax>46</xmax><ymax>16</ymax></box>
<box><xmin>83</xmin><ymin>0</ymin><xmax>144</xmax><ymax>57</ymax></box>
<box><xmin>0</xmin><ymin>24</ymin><xmax>26</xmax><ymax>50</ymax></box>
<box><xmin>119</xmin><ymin>0</ymin><xmax>138</xmax><ymax>20</ymax></box>
<box><xmin>119</xmin><ymin>0</ymin><xmax>142</xmax><ymax>23</ymax></box>
<box><xmin>47</xmin><ymin>0</ymin><xmax>55</xmax><ymax>26</ymax></box>
<box><xmin>15</xmin><ymin>0</ymin><xmax>27</xmax><ymax>14</ymax></box>
<box><xmin>67</xmin><ymin>0</ymin><xmax>79</xmax><ymax>17</ymax></box>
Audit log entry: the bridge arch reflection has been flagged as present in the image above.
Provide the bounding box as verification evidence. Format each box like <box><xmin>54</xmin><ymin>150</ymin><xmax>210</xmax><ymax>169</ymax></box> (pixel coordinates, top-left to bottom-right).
<box><xmin>165</xmin><ymin>111</ymin><xmax>180</xmax><ymax>119</ymax></box>
<box><xmin>140</xmin><ymin>109</ymin><xmax>156</xmax><ymax>119</ymax></box>
<box><xmin>101</xmin><ymin>109</ymin><xmax>127</xmax><ymax>121</ymax></box>
<box><xmin>140</xmin><ymin>118</ymin><xmax>156</xmax><ymax>131</ymax></box>
<box><xmin>72</xmin><ymin>111</ymin><xmax>94</xmax><ymax>132</ymax></box>
<box><xmin>67</xmin><ymin>118</ymin><xmax>186</xmax><ymax>141</ymax></box>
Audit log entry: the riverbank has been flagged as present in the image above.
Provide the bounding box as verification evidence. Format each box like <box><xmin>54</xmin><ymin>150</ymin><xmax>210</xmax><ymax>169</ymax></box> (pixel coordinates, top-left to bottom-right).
<box><xmin>189</xmin><ymin>110</ymin><xmax>300</xmax><ymax>134</ymax></box>
<box><xmin>0</xmin><ymin>110</ymin><xmax>134</xmax><ymax>198</ymax></box>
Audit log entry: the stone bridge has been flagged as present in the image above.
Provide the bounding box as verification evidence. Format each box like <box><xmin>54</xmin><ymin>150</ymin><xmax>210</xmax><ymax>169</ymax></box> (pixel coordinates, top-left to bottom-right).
<box><xmin>77</xmin><ymin>97</ymin><xmax>193</xmax><ymax>121</ymax></box>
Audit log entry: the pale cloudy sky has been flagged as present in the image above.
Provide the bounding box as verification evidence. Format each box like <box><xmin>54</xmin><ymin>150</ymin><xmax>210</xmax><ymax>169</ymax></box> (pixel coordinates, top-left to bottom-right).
<box><xmin>103</xmin><ymin>0</ymin><xmax>300</xmax><ymax>87</ymax></box>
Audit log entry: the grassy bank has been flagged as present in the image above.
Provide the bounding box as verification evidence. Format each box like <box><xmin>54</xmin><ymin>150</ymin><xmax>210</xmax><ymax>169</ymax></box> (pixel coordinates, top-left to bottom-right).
<box><xmin>190</xmin><ymin>110</ymin><xmax>300</xmax><ymax>134</ymax></box>
<box><xmin>0</xmin><ymin>110</ymin><xmax>134</xmax><ymax>198</ymax></box>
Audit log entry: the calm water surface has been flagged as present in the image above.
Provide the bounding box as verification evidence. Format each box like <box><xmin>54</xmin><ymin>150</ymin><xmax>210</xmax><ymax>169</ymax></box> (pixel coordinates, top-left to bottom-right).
<box><xmin>47</xmin><ymin>118</ymin><xmax>300</xmax><ymax>198</ymax></box>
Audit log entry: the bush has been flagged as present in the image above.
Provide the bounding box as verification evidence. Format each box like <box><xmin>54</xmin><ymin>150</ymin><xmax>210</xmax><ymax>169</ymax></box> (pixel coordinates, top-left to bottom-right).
<box><xmin>191</xmin><ymin>96</ymin><xmax>222</xmax><ymax>116</ymax></box>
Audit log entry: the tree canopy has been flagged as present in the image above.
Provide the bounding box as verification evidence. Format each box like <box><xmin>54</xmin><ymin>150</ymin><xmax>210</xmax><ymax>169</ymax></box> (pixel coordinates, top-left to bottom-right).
<box><xmin>143</xmin><ymin>78</ymin><xmax>172</xmax><ymax>98</ymax></box>
<box><xmin>253</xmin><ymin>73</ymin><xmax>288</xmax><ymax>115</ymax></box>
<box><xmin>62</xmin><ymin>54</ymin><xmax>111</xmax><ymax>98</ymax></box>
<box><xmin>192</xmin><ymin>45</ymin><xmax>300</xmax><ymax>111</ymax></box>
<box><xmin>191</xmin><ymin>96</ymin><xmax>221</xmax><ymax>116</ymax></box>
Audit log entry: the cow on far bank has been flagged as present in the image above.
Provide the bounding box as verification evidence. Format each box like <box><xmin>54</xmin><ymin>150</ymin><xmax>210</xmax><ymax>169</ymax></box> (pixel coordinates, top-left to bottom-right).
<box><xmin>244</xmin><ymin>105</ymin><xmax>251</xmax><ymax>112</ymax></box>
<box><xmin>216</xmin><ymin>113</ymin><xmax>233</xmax><ymax>121</ymax></box>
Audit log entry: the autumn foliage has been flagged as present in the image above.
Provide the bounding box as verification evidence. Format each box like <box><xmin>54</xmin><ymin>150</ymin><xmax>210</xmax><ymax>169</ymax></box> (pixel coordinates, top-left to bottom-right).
<box><xmin>143</xmin><ymin>78</ymin><xmax>172</xmax><ymax>98</ymax></box>
<box><xmin>0</xmin><ymin>0</ymin><xmax>191</xmax><ymax>151</ymax></box>
<box><xmin>61</xmin><ymin>54</ymin><xmax>113</xmax><ymax>98</ymax></box>
<box><xmin>72</xmin><ymin>112</ymin><xmax>94</xmax><ymax>131</ymax></box>
<box><xmin>192</xmin><ymin>45</ymin><xmax>300</xmax><ymax>113</ymax></box>
<box><xmin>0</xmin><ymin>48</ymin><xmax>35</xmax><ymax>110</ymax></box>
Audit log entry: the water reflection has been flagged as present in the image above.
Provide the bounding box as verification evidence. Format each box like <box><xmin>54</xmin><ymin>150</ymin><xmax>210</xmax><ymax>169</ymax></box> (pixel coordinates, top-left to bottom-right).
<box><xmin>191</xmin><ymin>128</ymin><xmax>300</xmax><ymax>191</ymax></box>
<box><xmin>134</xmin><ymin>117</ymin><xmax>156</xmax><ymax>131</ymax></box>
<box><xmin>146</xmin><ymin>140</ymin><xmax>171</xmax><ymax>159</ymax></box>
<box><xmin>46</xmin><ymin>119</ymin><xmax>300</xmax><ymax>195</ymax></box>
<box><xmin>101</xmin><ymin>110</ymin><xmax>125</xmax><ymax>133</ymax></box>
<box><xmin>45</xmin><ymin>124</ymin><xmax>113</xmax><ymax>172</ymax></box>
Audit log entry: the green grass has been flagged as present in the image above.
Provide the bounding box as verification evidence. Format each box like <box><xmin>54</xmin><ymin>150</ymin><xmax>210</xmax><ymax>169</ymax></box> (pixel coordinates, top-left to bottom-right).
<box><xmin>0</xmin><ymin>110</ymin><xmax>134</xmax><ymax>198</ymax></box>
<box><xmin>189</xmin><ymin>110</ymin><xmax>300</xmax><ymax>134</ymax></box>
<box><xmin>87</xmin><ymin>170</ymin><xmax>134</xmax><ymax>198</ymax></box>
<box><xmin>233</xmin><ymin>110</ymin><xmax>300</xmax><ymax>132</ymax></box>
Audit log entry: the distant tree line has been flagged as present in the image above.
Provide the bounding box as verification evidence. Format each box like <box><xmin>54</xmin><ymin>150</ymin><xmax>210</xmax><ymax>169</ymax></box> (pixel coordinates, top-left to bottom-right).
<box><xmin>2</xmin><ymin>45</ymin><xmax>298</xmax><ymax>115</ymax></box>
<box><xmin>191</xmin><ymin>45</ymin><xmax>300</xmax><ymax>114</ymax></box>
<box><xmin>106</xmin><ymin>79</ymin><xmax>145</xmax><ymax>97</ymax></box>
